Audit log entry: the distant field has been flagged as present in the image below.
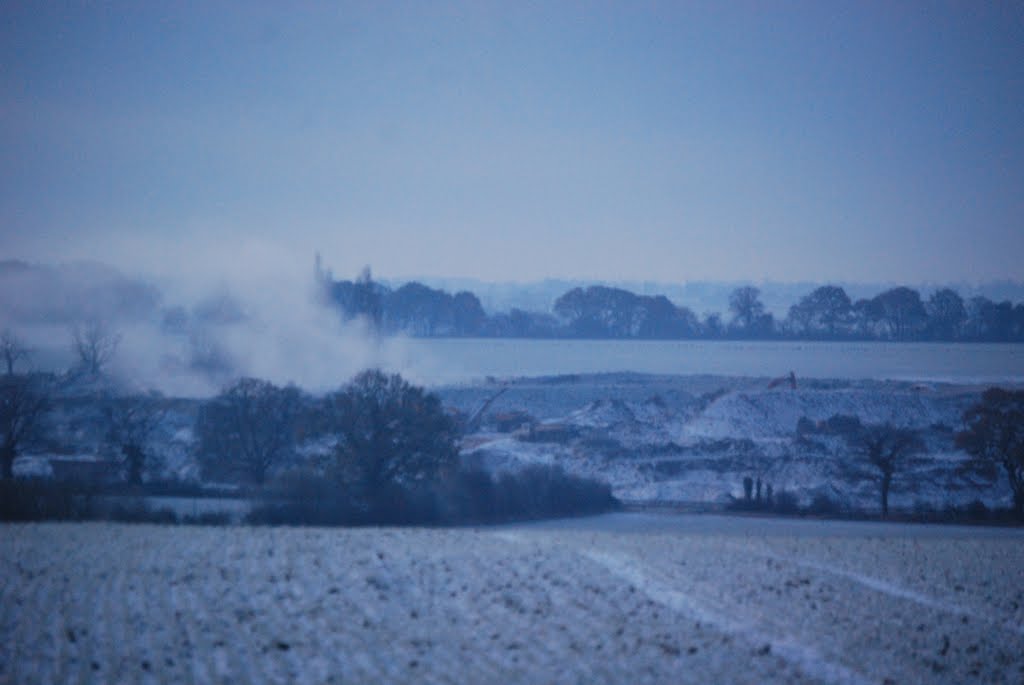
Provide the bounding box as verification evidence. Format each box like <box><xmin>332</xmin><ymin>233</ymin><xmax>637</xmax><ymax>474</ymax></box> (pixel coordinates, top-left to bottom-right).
<box><xmin>408</xmin><ymin>339</ymin><xmax>1024</xmax><ymax>385</ymax></box>
<box><xmin>2</xmin><ymin>514</ymin><xmax>1023</xmax><ymax>684</ymax></box>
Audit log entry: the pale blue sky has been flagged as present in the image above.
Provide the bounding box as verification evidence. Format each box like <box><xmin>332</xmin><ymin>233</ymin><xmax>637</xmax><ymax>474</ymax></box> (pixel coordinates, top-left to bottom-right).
<box><xmin>2</xmin><ymin>2</ymin><xmax>1022</xmax><ymax>284</ymax></box>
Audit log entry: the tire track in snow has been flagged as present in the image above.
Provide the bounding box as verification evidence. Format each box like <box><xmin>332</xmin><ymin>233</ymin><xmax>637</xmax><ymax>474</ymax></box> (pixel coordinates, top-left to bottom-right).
<box><xmin>7</xmin><ymin>522</ymin><xmax>1020</xmax><ymax>684</ymax></box>
<box><xmin>727</xmin><ymin>542</ymin><xmax>1024</xmax><ymax>638</ymax></box>
<box><xmin>586</xmin><ymin>531</ymin><xmax>1024</xmax><ymax>684</ymax></box>
<box><xmin>578</xmin><ymin>548</ymin><xmax>874</xmax><ymax>685</ymax></box>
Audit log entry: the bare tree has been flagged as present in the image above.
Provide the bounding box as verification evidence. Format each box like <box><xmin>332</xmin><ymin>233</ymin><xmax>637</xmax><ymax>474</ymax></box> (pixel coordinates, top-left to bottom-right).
<box><xmin>103</xmin><ymin>392</ymin><xmax>167</xmax><ymax>485</ymax></box>
<box><xmin>842</xmin><ymin>421</ymin><xmax>925</xmax><ymax>517</ymax></box>
<box><xmin>956</xmin><ymin>388</ymin><xmax>1024</xmax><ymax>517</ymax></box>
<box><xmin>0</xmin><ymin>329</ymin><xmax>30</xmax><ymax>375</ymax></box>
<box><xmin>0</xmin><ymin>374</ymin><xmax>48</xmax><ymax>479</ymax></box>
<box><xmin>71</xmin><ymin>320</ymin><xmax>121</xmax><ymax>376</ymax></box>
<box><xmin>195</xmin><ymin>378</ymin><xmax>303</xmax><ymax>485</ymax></box>
<box><xmin>728</xmin><ymin>286</ymin><xmax>774</xmax><ymax>337</ymax></box>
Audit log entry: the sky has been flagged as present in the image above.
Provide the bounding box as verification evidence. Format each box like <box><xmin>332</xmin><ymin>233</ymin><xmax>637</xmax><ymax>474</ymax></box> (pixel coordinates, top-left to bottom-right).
<box><xmin>2</xmin><ymin>1</ymin><xmax>1023</xmax><ymax>285</ymax></box>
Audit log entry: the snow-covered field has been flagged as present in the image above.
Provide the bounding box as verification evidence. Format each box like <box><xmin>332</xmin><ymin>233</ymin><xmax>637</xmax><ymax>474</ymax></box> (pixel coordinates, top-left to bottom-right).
<box><xmin>3</xmin><ymin>514</ymin><xmax>1022</xmax><ymax>684</ymax></box>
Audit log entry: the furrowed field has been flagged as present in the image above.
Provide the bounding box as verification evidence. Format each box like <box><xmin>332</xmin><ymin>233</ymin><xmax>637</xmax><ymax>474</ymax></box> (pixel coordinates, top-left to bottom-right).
<box><xmin>2</xmin><ymin>514</ymin><xmax>1023</xmax><ymax>684</ymax></box>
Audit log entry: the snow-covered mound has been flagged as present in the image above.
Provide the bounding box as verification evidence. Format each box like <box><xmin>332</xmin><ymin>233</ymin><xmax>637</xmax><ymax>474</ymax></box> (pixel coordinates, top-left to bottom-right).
<box><xmin>685</xmin><ymin>387</ymin><xmax>968</xmax><ymax>440</ymax></box>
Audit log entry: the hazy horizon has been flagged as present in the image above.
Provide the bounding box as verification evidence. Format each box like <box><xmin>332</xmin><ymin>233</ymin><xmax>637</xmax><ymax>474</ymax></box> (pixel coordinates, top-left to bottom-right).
<box><xmin>3</xmin><ymin>3</ymin><xmax>1023</xmax><ymax>284</ymax></box>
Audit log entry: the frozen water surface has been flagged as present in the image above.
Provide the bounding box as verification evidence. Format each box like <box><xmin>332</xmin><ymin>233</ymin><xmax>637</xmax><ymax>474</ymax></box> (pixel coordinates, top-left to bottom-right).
<box><xmin>2</xmin><ymin>515</ymin><xmax>1022</xmax><ymax>684</ymax></box>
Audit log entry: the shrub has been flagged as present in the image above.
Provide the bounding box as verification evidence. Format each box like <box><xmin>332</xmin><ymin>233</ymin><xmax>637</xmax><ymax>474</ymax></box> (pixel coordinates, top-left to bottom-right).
<box><xmin>806</xmin><ymin>493</ymin><xmax>840</xmax><ymax>516</ymax></box>
<box><xmin>964</xmin><ymin>499</ymin><xmax>991</xmax><ymax>521</ymax></box>
<box><xmin>772</xmin><ymin>490</ymin><xmax>800</xmax><ymax>515</ymax></box>
<box><xmin>248</xmin><ymin>471</ymin><xmax>360</xmax><ymax>526</ymax></box>
<box><xmin>0</xmin><ymin>479</ymin><xmax>80</xmax><ymax>521</ymax></box>
<box><xmin>247</xmin><ymin>498</ymin><xmax>358</xmax><ymax>526</ymax></box>
<box><xmin>106</xmin><ymin>500</ymin><xmax>178</xmax><ymax>524</ymax></box>
<box><xmin>247</xmin><ymin>465</ymin><xmax>619</xmax><ymax>527</ymax></box>
<box><xmin>180</xmin><ymin>511</ymin><xmax>232</xmax><ymax>526</ymax></box>
<box><xmin>796</xmin><ymin>416</ymin><xmax>816</xmax><ymax>435</ymax></box>
<box><xmin>491</xmin><ymin>465</ymin><xmax>619</xmax><ymax>521</ymax></box>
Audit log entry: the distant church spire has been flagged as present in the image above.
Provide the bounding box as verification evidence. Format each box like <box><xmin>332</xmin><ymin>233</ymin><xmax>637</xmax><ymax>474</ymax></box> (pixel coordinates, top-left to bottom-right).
<box><xmin>313</xmin><ymin>252</ymin><xmax>332</xmax><ymax>295</ymax></box>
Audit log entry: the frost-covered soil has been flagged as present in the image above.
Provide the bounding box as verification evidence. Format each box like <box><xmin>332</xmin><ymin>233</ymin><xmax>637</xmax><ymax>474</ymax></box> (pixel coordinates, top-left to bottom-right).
<box><xmin>3</xmin><ymin>514</ymin><xmax>1023</xmax><ymax>684</ymax></box>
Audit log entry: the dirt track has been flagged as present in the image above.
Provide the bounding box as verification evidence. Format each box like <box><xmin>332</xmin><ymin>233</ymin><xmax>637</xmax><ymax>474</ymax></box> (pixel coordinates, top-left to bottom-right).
<box><xmin>2</xmin><ymin>515</ymin><xmax>1022</xmax><ymax>684</ymax></box>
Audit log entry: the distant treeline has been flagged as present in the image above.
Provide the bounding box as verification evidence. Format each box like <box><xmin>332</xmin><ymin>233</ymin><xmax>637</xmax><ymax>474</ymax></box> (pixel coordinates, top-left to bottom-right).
<box><xmin>323</xmin><ymin>273</ymin><xmax>1024</xmax><ymax>342</ymax></box>
<box><xmin>0</xmin><ymin>367</ymin><xmax>619</xmax><ymax>526</ymax></box>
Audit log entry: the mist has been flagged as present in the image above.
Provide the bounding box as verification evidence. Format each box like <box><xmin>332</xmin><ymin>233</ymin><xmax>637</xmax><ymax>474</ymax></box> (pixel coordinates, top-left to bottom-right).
<box><xmin>0</xmin><ymin>247</ymin><xmax>440</xmax><ymax>397</ymax></box>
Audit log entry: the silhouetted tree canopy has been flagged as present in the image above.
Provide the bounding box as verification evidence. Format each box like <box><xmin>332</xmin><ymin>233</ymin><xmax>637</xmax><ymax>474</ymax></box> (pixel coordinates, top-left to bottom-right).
<box><xmin>866</xmin><ymin>287</ymin><xmax>928</xmax><ymax>341</ymax></box>
<box><xmin>728</xmin><ymin>286</ymin><xmax>774</xmax><ymax>337</ymax></box>
<box><xmin>103</xmin><ymin>392</ymin><xmax>166</xmax><ymax>485</ymax></box>
<box><xmin>925</xmin><ymin>288</ymin><xmax>966</xmax><ymax>340</ymax></box>
<box><xmin>317</xmin><ymin>265</ymin><xmax>1024</xmax><ymax>342</ymax></box>
<box><xmin>196</xmin><ymin>378</ymin><xmax>303</xmax><ymax>485</ymax></box>
<box><xmin>553</xmin><ymin>286</ymin><xmax>699</xmax><ymax>338</ymax></box>
<box><xmin>329</xmin><ymin>267</ymin><xmax>385</xmax><ymax>330</ymax></box>
<box><xmin>965</xmin><ymin>296</ymin><xmax>1019</xmax><ymax>342</ymax></box>
<box><xmin>786</xmin><ymin>286</ymin><xmax>852</xmax><ymax>338</ymax></box>
<box><xmin>728</xmin><ymin>286</ymin><xmax>764</xmax><ymax>330</ymax></box>
<box><xmin>839</xmin><ymin>419</ymin><xmax>925</xmax><ymax>517</ymax></box>
<box><xmin>324</xmin><ymin>370</ymin><xmax>458</xmax><ymax>502</ymax></box>
<box><xmin>956</xmin><ymin>388</ymin><xmax>1024</xmax><ymax>516</ymax></box>
<box><xmin>0</xmin><ymin>330</ymin><xmax>30</xmax><ymax>375</ymax></box>
<box><xmin>71</xmin><ymin>319</ymin><xmax>120</xmax><ymax>376</ymax></box>
<box><xmin>0</xmin><ymin>374</ymin><xmax>48</xmax><ymax>480</ymax></box>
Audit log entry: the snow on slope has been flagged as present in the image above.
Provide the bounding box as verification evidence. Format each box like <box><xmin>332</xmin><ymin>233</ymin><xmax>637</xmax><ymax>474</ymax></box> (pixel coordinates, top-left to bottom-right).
<box><xmin>684</xmin><ymin>388</ymin><xmax>967</xmax><ymax>440</ymax></box>
<box><xmin>452</xmin><ymin>374</ymin><xmax>1007</xmax><ymax>510</ymax></box>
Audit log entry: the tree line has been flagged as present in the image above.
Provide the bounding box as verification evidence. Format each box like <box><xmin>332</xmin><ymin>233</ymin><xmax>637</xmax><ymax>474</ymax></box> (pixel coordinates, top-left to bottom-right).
<box><xmin>325</xmin><ymin>272</ymin><xmax>1024</xmax><ymax>342</ymax></box>
<box><xmin>730</xmin><ymin>393</ymin><xmax>1024</xmax><ymax>521</ymax></box>
<box><xmin>0</xmin><ymin>328</ymin><xmax>618</xmax><ymax>524</ymax></box>
<box><xmin>2</xmin><ymin>325</ymin><xmax>1022</xmax><ymax>522</ymax></box>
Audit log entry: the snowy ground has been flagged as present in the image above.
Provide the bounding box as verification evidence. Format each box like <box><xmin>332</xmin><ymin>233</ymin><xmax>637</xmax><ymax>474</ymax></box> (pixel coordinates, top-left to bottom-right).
<box><xmin>3</xmin><ymin>514</ymin><xmax>1022</xmax><ymax>684</ymax></box>
<box><xmin>440</xmin><ymin>374</ymin><xmax>1014</xmax><ymax>510</ymax></box>
<box><xmin>15</xmin><ymin>373</ymin><xmax>1016</xmax><ymax>511</ymax></box>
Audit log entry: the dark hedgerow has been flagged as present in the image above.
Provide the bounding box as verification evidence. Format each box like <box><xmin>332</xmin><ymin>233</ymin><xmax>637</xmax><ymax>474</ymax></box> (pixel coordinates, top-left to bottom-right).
<box><xmin>246</xmin><ymin>465</ymin><xmax>619</xmax><ymax>527</ymax></box>
<box><xmin>0</xmin><ymin>478</ymin><xmax>80</xmax><ymax>521</ymax></box>
<box><xmin>491</xmin><ymin>465</ymin><xmax>619</xmax><ymax>521</ymax></box>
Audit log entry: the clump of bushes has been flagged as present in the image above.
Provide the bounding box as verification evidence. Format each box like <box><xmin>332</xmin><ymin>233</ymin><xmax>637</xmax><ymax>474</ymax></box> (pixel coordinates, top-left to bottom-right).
<box><xmin>0</xmin><ymin>479</ymin><xmax>240</xmax><ymax>525</ymax></box>
<box><xmin>246</xmin><ymin>465</ymin><xmax>619</xmax><ymax>527</ymax></box>
<box><xmin>805</xmin><ymin>493</ymin><xmax>840</xmax><ymax>516</ymax></box>
<box><xmin>771</xmin><ymin>490</ymin><xmax>801</xmax><ymax>515</ymax></box>
<box><xmin>488</xmin><ymin>465</ymin><xmax>619</xmax><ymax>522</ymax></box>
<box><xmin>4</xmin><ymin>370</ymin><xmax>621</xmax><ymax>527</ymax></box>
<box><xmin>0</xmin><ymin>479</ymin><xmax>81</xmax><ymax>521</ymax></box>
<box><xmin>725</xmin><ymin>478</ymin><xmax>832</xmax><ymax>517</ymax></box>
<box><xmin>181</xmin><ymin>512</ymin><xmax>232</xmax><ymax>526</ymax></box>
<box><xmin>106</xmin><ymin>501</ymin><xmax>178</xmax><ymax>524</ymax></box>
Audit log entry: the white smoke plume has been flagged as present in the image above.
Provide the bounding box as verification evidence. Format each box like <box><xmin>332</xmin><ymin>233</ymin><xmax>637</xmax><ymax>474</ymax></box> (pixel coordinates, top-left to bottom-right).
<box><xmin>0</xmin><ymin>240</ymin><xmax>447</xmax><ymax>397</ymax></box>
